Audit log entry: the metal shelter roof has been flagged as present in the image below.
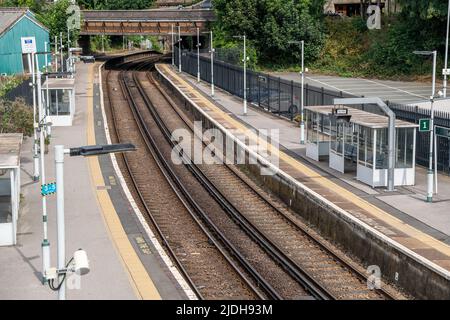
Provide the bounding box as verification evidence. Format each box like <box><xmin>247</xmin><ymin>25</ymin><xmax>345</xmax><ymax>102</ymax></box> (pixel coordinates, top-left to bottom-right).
<box><xmin>305</xmin><ymin>105</ymin><xmax>419</xmax><ymax>129</ymax></box>
<box><xmin>0</xmin><ymin>134</ymin><xmax>23</xmax><ymax>169</ymax></box>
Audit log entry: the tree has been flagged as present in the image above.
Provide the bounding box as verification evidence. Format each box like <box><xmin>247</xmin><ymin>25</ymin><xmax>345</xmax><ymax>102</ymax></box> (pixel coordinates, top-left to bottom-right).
<box><xmin>212</xmin><ymin>0</ymin><xmax>326</xmax><ymax>67</ymax></box>
<box><xmin>77</xmin><ymin>0</ymin><xmax>155</xmax><ymax>10</ymax></box>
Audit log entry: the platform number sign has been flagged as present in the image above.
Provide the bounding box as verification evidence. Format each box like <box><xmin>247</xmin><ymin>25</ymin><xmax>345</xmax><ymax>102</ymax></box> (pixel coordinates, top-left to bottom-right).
<box><xmin>419</xmin><ymin>119</ymin><xmax>431</xmax><ymax>132</ymax></box>
<box><xmin>41</xmin><ymin>183</ymin><xmax>57</xmax><ymax>196</ymax></box>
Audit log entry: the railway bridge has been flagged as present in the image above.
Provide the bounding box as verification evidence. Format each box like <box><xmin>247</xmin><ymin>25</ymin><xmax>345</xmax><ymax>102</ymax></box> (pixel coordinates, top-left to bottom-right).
<box><xmin>80</xmin><ymin>8</ymin><xmax>215</xmax><ymax>36</ymax></box>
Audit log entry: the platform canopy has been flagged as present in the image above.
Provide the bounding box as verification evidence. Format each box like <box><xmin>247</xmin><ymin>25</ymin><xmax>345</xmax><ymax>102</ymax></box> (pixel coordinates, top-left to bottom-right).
<box><xmin>304</xmin><ymin>105</ymin><xmax>419</xmax><ymax>188</ymax></box>
<box><xmin>305</xmin><ymin>105</ymin><xmax>417</xmax><ymax>129</ymax></box>
<box><xmin>0</xmin><ymin>134</ymin><xmax>22</xmax><ymax>169</ymax></box>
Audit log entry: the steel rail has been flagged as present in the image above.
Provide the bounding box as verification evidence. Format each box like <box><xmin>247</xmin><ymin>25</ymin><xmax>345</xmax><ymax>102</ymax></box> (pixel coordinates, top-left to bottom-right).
<box><xmin>132</xmin><ymin>71</ymin><xmax>335</xmax><ymax>300</ymax></box>
<box><xmin>116</xmin><ymin>69</ymin><xmax>276</xmax><ymax>300</ymax></box>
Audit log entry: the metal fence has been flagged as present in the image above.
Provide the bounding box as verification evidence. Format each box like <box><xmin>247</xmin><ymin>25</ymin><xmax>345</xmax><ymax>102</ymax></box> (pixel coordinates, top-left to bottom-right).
<box><xmin>175</xmin><ymin>48</ymin><xmax>450</xmax><ymax>174</ymax></box>
<box><xmin>389</xmin><ymin>103</ymin><xmax>450</xmax><ymax>174</ymax></box>
<box><xmin>175</xmin><ymin>49</ymin><xmax>355</xmax><ymax>118</ymax></box>
<box><xmin>4</xmin><ymin>78</ymin><xmax>33</xmax><ymax>105</ymax></box>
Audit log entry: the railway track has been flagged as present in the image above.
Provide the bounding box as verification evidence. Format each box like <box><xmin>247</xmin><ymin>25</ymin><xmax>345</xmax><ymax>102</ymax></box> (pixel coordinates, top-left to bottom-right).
<box><xmin>103</xmin><ymin>55</ymin><xmax>402</xmax><ymax>300</ymax></box>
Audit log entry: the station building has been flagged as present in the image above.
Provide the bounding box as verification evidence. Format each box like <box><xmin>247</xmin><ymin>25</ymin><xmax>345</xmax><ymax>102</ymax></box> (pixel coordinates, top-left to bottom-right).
<box><xmin>0</xmin><ymin>8</ymin><xmax>50</xmax><ymax>75</ymax></box>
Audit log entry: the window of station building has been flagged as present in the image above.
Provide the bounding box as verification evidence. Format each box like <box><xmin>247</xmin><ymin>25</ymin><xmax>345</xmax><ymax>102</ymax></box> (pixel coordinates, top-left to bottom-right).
<box><xmin>396</xmin><ymin>127</ymin><xmax>414</xmax><ymax>169</ymax></box>
<box><xmin>331</xmin><ymin>121</ymin><xmax>345</xmax><ymax>156</ymax></box>
<box><xmin>344</xmin><ymin>123</ymin><xmax>358</xmax><ymax>162</ymax></box>
<box><xmin>0</xmin><ymin>169</ymin><xmax>11</xmax><ymax>224</ymax></box>
<box><xmin>49</xmin><ymin>89</ymin><xmax>70</xmax><ymax>116</ymax></box>
<box><xmin>358</xmin><ymin>126</ymin><xmax>374</xmax><ymax>168</ymax></box>
<box><xmin>376</xmin><ymin>128</ymin><xmax>389</xmax><ymax>170</ymax></box>
<box><xmin>306</xmin><ymin>110</ymin><xmax>318</xmax><ymax>144</ymax></box>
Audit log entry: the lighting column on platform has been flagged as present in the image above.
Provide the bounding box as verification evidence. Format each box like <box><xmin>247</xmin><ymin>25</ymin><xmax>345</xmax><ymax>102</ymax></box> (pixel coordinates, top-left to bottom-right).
<box><xmin>197</xmin><ymin>27</ymin><xmax>201</xmax><ymax>82</ymax></box>
<box><xmin>60</xmin><ymin>32</ymin><xmax>63</xmax><ymax>72</ymax></box>
<box><xmin>289</xmin><ymin>40</ymin><xmax>306</xmax><ymax>144</ymax></box>
<box><xmin>203</xmin><ymin>31</ymin><xmax>215</xmax><ymax>97</ymax></box>
<box><xmin>55</xmin><ymin>36</ymin><xmax>58</xmax><ymax>72</ymax></box>
<box><xmin>35</xmin><ymin>53</ymin><xmax>51</xmax><ymax>282</ymax></box>
<box><xmin>414</xmin><ymin>50</ymin><xmax>437</xmax><ymax>203</ymax></box>
<box><xmin>233</xmin><ymin>35</ymin><xmax>248</xmax><ymax>115</ymax></box>
<box><xmin>178</xmin><ymin>26</ymin><xmax>182</xmax><ymax>73</ymax></box>
<box><xmin>31</xmin><ymin>52</ymin><xmax>40</xmax><ymax>182</ymax></box>
<box><xmin>52</xmin><ymin>144</ymin><xmax>136</xmax><ymax>300</ymax></box>
<box><xmin>171</xmin><ymin>24</ymin><xmax>175</xmax><ymax>66</ymax></box>
<box><xmin>444</xmin><ymin>0</ymin><xmax>450</xmax><ymax>97</ymax></box>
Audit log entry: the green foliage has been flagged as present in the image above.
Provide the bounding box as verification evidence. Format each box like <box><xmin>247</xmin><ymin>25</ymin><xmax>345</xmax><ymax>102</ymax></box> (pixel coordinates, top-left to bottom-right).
<box><xmin>0</xmin><ymin>76</ymin><xmax>24</xmax><ymax>97</ymax></box>
<box><xmin>89</xmin><ymin>35</ymin><xmax>111</xmax><ymax>52</ymax></box>
<box><xmin>212</xmin><ymin>0</ymin><xmax>326</xmax><ymax>68</ymax></box>
<box><xmin>0</xmin><ymin>98</ymin><xmax>33</xmax><ymax>136</ymax></box>
<box><xmin>0</xmin><ymin>0</ymin><xmax>45</xmax><ymax>12</ymax></box>
<box><xmin>77</xmin><ymin>0</ymin><xmax>155</xmax><ymax>10</ymax></box>
<box><xmin>36</xmin><ymin>0</ymin><xmax>77</xmax><ymax>45</ymax></box>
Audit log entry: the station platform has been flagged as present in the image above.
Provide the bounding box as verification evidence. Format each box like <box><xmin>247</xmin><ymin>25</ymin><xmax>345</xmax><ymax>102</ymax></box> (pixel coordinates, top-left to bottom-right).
<box><xmin>0</xmin><ymin>62</ymin><xmax>186</xmax><ymax>300</ymax></box>
<box><xmin>157</xmin><ymin>63</ymin><xmax>450</xmax><ymax>297</ymax></box>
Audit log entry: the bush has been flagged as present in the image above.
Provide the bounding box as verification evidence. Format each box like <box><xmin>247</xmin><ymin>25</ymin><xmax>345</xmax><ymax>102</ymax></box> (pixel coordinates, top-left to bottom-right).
<box><xmin>0</xmin><ymin>98</ymin><xmax>34</xmax><ymax>137</ymax></box>
<box><xmin>0</xmin><ymin>76</ymin><xmax>25</xmax><ymax>97</ymax></box>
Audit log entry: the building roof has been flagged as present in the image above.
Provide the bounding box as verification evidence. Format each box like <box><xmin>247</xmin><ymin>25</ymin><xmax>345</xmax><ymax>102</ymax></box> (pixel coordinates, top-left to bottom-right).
<box><xmin>0</xmin><ymin>7</ymin><xmax>48</xmax><ymax>37</ymax></box>
<box><xmin>0</xmin><ymin>133</ymin><xmax>23</xmax><ymax>169</ymax></box>
<box><xmin>305</xmin><ymin>105</ymin><xmax>418</xmax><ymax>129</ymax></box>
<box><xmin>42</xmin><ymin>78</ymin><xmax>75</xmax><ymax>90</ymax></box>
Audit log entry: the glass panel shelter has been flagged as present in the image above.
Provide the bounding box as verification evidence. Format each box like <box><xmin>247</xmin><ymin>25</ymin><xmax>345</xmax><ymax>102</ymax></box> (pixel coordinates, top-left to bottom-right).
<box><xmin>41</xmin><ymin>78</ymin><xmax>75</xmax><ymax>127</ymax></box>
<box><xmin>305</xmin><ymin>106</ymin><xmax>418</xmax><ymax>188</ymax></box>
<box><xmin>0</xmin><ymin>134</ymin><xmax>22</xmax><ymax>246</ymax></box>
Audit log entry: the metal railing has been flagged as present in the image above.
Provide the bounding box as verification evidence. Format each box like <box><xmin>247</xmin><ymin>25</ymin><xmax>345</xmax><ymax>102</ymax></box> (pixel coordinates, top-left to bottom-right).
<box><xmin>175</xmin><ymin>48</ymin><xmax>450</xmax><ymax>174</ymax></box>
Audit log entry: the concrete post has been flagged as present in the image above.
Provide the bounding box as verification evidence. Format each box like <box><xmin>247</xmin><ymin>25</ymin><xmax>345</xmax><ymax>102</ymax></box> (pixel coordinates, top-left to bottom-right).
<box><xmin>55</xmin><ymin>145</ymin><xmax>66</xmax><ymax>300</ymax></box>
<box><xmin>36</xmin><ymin>55</ymin><xmax>51</xmax><ymax>283</ymax></box>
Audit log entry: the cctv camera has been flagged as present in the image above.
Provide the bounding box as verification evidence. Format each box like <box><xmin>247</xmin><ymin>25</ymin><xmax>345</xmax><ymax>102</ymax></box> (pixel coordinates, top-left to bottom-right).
<box><xmin>73</xmin><ymin>249</ymin><xmax>90</xmax><ymax>276</ymax></box>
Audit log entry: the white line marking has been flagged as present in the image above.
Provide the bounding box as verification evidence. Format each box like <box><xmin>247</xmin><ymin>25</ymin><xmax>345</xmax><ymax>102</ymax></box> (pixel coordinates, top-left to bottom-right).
<box><xmin>97</xmin><ymin>64</ymin><xmax>198</xmax><ymax>300</ymax></box>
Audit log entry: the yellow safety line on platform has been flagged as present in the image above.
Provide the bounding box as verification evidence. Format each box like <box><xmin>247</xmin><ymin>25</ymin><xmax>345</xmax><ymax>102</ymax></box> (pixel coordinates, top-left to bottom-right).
<box><xmin>86</xmin><ymin>64</ymin><xmax>161</xmax><ymax>300</ymax></box>
<box><xmin>160</xmin><ymin>64</ymin><xmax>450</xmax><ymax>259</ymax></box>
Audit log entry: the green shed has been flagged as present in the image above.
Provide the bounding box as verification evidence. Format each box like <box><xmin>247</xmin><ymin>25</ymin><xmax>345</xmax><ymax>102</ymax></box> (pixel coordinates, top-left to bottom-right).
<box><xmin>0</xmin><ymin>8</ymin><xmax>51</xmax><ymax>75</ymax></box>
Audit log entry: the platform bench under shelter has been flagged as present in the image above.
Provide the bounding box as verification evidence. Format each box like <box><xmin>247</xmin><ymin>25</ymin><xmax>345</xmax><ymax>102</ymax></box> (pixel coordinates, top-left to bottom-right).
<box><xmin>0</xmin><ymin>134</ymin><xmax>22</xmax><ymax>246</ymax></box>
<box><xmin>305</xmin><ymin>105</ymin><xmax>418</xmax><ymax>188</ymax></box>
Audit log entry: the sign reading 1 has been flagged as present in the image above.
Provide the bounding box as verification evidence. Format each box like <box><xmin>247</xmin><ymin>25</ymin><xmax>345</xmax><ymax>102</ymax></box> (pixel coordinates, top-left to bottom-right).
<box><xmin>419</xmin><ymin>119</ymin><xmax>431</xmax><ymax>132</ymax></box>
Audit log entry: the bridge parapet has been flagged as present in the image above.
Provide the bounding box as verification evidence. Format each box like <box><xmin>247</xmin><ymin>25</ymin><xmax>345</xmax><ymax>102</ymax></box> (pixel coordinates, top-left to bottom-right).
<box><xmin>80</xmin><ymin>9</ymin><xmax>215</xmax><ymax>35</ymax></box>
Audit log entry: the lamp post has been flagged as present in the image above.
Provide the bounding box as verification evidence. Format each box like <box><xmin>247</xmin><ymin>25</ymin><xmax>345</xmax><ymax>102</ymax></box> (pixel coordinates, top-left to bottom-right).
<box><xmin>233</xmin><ymin>35</ymin><xmax>248</xmax><ymax>115</ymax></box>
<box><xmin>289</xmin><ymin>40</ymin><xmax>306</xmax><ymax>144</ymax></box>
<box><xmin>35</xmin><ymin>54</ymin><xmax>51</xmax><ymax>282</ymax></box>
<box><xmin>171</xmin><ymin>24</ymin><xmax>175</xmax><ymax>66</ymax></box>
<box><xmin>414</xmin><ymin>50</ymin><xmax>437</xmax><ymax>203</ymax></box>
<box><xmin>197</xmin><ymin>27</ymin><xmax>201</xmax><ymax>82</ymax></box>
<box><xmin>52</xmin><ymin>143</ymin><xmax>136</xmax><ymax>299</ymax></box>
<box><xmin>203</xmin><ymin>31</ymin><xmax>215</xmax><ymax>97</ymax></box>
<box><xmin>178</xmin><ymin>26</ymin><xmax>182</xmax><ymax>73</ymax></box>
<box><xmin>444</xmin><ymin>0</ymin><xmax>450</xmax><ymax>97</ymax></box>
<box><xmin>31</xmin><ymin>52</ymin><xmax>40</xmax><ymax>182</ymax></box>
<box><xmin>60</xmin><ymin>32</ymin><xmax>63</xmax><ymax>72</ymax></box>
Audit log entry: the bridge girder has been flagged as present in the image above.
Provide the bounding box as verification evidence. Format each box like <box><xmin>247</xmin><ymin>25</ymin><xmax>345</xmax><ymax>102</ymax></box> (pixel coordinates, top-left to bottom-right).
<box><xmin>79</xmin><ymin>9</ymin><xmax>215</xmax><ymax>36</ymax></box>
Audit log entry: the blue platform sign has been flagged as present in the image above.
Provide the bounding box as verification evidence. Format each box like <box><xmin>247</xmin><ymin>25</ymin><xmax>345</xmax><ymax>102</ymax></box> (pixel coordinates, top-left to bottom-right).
<box><xmin>41</xmin><ymin>183</ymin><xmax>57</xmax><ymax>196</ymax></box>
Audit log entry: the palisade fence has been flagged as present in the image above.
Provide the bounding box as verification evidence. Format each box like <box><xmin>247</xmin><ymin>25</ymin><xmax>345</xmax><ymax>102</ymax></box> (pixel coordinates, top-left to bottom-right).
<box><xmin>176</xmin><ymin>48</ymin><xmax>450</xmax><ymax>173</ymax></box>
<box><xmin>175</xmin><ymin>48</ymin><xmax>355</xmax><ymax>117</ymax></box>
<box><xmin>4</xmin><ymin>77</ymin><xmax>33</xmax><ymax>105</ymax></box>
<box><xmin>388</xmin><ymin>103</ymin><xmax>450</xmax><ymax>174</ymax></box>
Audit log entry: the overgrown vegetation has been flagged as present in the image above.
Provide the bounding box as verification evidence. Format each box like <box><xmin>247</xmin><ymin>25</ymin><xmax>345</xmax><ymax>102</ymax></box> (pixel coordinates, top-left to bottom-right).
<box><xmin>212</xmin><ymin>0</ymin><xmax>326</xmax><ymax>69</ymax></box>
<box><xmin>0</xmin><ymin>98</ymin><xmax>33</xmax><ymax>136</ymax></box>
<box><xmin>212</xmin><ymin>0</ymin><xmax>450</xmax><ymax>80</ymax></box>
<box><xmin>0</xmin><ymin>76</ymin><xmax>25</xmax><ymax>97</ymax></box>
